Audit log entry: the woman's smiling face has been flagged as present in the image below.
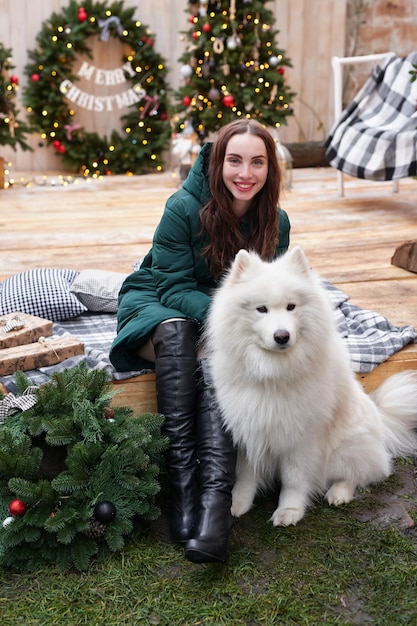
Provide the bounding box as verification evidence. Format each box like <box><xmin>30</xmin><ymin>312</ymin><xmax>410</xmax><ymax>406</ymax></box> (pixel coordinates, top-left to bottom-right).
<box><xmin>222</xmin><ymin>132</ymin><xmax>269</xmax><ymax>218</ymax></box>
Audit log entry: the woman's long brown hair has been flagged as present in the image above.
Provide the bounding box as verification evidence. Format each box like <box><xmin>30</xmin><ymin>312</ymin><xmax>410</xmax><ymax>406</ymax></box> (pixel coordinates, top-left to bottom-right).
<box><xmin>200</xmin><ymin>118</ymin><xmax>282</xmax><ymax>280</ymax></box>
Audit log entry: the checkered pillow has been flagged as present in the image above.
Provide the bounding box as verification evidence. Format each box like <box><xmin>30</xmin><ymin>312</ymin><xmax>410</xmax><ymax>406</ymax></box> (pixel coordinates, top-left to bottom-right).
<box><xmin>69</xmin><ymin>269</ymin><xmax>127</xmax><ymax>312</ymax></box>
<box><xmin>0</xmin><ymin>269</ymin><xmax>87</xmax><ymax>321</ymax></box>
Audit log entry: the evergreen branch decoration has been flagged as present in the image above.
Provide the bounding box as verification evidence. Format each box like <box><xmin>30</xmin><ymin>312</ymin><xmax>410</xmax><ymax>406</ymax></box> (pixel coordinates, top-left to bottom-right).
<box><xmin>0</xmin><ymin>362</ymin><xmax>167</xmax><ymax>572</ymax></box>
<box><xmin>23</xmin><ymin>0</ymin><xmax>171</xmax><ymax>175</ymax></box>
<box><xmin>0</xmin><ymin>43</ymin><xmax>32</xmax><ymax>151</ymax></box>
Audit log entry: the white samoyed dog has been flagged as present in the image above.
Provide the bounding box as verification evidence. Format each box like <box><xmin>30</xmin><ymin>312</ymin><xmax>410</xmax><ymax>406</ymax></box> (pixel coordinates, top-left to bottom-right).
<box><xmin>205</xmin><ymin>246</ymin><xmax>417</xmax><ymax>527</ymax></box>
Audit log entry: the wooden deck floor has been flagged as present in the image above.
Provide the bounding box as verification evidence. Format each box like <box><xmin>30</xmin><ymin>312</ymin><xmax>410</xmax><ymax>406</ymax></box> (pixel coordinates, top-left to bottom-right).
<box><xmin>1</xmin><ymin>166</ymin><xmax>417</xmax><ymax>405</ymax></box>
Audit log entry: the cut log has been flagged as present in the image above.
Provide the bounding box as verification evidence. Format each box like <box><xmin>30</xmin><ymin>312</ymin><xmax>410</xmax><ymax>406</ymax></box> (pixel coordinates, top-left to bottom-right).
<box><xmin>391</xmin><ymin>241</ymin><xmax>417</xmax><ymax>274</ymax></box>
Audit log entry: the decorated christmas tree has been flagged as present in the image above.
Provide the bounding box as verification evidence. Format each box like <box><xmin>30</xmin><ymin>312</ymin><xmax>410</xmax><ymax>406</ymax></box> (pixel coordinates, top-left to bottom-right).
<box><xmin>0</xmin><ymin>363</ymin><xmax>167</xmax><ymax>571</ymax></box>
<box><xmin>174</xmin><ymin>0</ymin><xmax>295</xmax><ymax>139</ymax></box>
<box><xmin>0</xmin><ymin>44</ymin><xmax>32</xmax><ymax>151</ymax></box>
<box><xmin>23</xmin><ymin>0</ymin><xmax>171</xmax><ymax>175</ymax></box>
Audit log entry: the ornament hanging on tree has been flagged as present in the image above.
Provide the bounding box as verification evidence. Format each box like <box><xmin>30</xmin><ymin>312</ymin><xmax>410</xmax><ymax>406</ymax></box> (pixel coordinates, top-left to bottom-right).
<box><xmin>9</xmin><ymin>499</ymin><xmax>27</xmax><ymax>517</ymax></box>
<box><xmin>208</xmin><ymin>87</ymin><xmax>221</xmax><ymax>101</ymax></box>
<box><xmin>2</xmin><ymin>516</ymin><xmax>15</xmax><ymax>529</ymax></box>
<box><xmin>93</xmin><ymin>501</ymin><xmax>117</xmax><ymax>524</ymax></box>
<box><xmin>77</xmin><ymin>7</ymin><xmax>88</xmax><ymax>23</ymax></box>
<box><xmin>180</xmin><ymin>64</ymin><xmax>193</xmax><ymax>79</ymax></box>
<box><xmin>222</xmin><ymin>94</ymin><xmax>235</xmax><ymax>108</ymax></box>
<box><xmin>199</xmin><ymin>0</ymin><xmax>209</xmax><ymax>17</ymax></box>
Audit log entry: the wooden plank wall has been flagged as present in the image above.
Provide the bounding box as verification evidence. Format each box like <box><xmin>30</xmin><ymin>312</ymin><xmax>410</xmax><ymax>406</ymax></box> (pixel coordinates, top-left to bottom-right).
<box><xmin>0</xmin><ymin>0</ymin><xmax>347</xmax><ymax>170</ymax></box>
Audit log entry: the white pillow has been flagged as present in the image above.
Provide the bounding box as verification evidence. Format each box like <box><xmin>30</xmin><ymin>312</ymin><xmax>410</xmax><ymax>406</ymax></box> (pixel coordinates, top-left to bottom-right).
<box><xmin>69</xmin><ymin>270</ymin><xmax>127</xmax><ymax>312</ymax></box>
<box><xmin>0</xmin><ymin>269</ymin><xmax>87</xmax><ymax>321</ymax></box>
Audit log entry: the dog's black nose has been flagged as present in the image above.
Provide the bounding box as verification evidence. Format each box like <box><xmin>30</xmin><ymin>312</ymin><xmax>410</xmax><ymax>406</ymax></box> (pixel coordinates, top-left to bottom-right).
<box><xmin>274</xmin><ymin>330</ymin><xmax>290</xmax><ymax>345</ymax></box>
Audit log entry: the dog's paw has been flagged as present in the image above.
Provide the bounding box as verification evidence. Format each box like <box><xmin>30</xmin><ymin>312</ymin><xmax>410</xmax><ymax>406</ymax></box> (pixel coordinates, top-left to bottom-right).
<box><xmin>231</xmin><ymin>497</ymin><xmax>253</xmax><ymax>518</ymax></box>
<box><xmin>270</xmin><ymin>506</ymin><xmax>304</xmax><ymax>527</ymax></box>
<box><xmin>325</xmin><ymin>481</ymin><xmax>355</xmax><ymax>506</ymax></box>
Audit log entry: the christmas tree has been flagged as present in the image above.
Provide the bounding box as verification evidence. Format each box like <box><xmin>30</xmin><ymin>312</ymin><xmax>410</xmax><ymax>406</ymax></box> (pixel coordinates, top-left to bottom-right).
<box><xmin>174</xmin><ymin>0</ymin><xmax>295</xmax><ymax>140</ymax></box>
<box><xmin>0</xmin><ymin>44</ymin><xmax>32</xmax><ymax>151</ymax></box>
<box><xmin>0</xmin><ymin>363</ymin><xmax>167</xmax><ymax>571</ymax></box>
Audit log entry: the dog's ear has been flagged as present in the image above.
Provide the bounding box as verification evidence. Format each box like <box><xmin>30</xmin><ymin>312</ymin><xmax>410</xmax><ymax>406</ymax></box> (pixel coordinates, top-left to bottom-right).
<box><xmin>228</xmin><ymin>249</ymin><xmax>253</xmax><ymax>282</ymax></box>
<box><xmin>285</xmin><ymin>246</ymin><xmax>311</xmax><ymax>274</ymax></box>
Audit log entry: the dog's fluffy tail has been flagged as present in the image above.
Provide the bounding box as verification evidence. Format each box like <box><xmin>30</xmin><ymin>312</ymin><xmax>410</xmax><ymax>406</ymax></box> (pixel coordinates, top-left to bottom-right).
<box><xmin>371</xmin><ymin>371</ymin><xmax>417</xmax><ymax>458</ymax></box>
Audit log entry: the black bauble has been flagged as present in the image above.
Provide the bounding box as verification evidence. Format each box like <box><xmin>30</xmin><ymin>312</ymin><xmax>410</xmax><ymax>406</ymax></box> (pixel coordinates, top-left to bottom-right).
<box><xmin>93</xmin><ymin>500</ymin><xmax>117</xmax><ymax>524</ymax></box>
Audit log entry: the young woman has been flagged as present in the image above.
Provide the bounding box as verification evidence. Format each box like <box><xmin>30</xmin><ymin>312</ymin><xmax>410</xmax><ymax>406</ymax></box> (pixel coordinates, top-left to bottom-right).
<box><xmin>110</xmin><ymin>118</ymin><xmax>291</xmax><ymax>563</ymax></box>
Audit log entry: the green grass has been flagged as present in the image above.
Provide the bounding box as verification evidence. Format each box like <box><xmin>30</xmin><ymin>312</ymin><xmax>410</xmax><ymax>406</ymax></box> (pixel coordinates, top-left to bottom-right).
<box><xmin>1</xmin><ymin>464</ymin><xmax>417</xmax><ymax>626</ymax></box>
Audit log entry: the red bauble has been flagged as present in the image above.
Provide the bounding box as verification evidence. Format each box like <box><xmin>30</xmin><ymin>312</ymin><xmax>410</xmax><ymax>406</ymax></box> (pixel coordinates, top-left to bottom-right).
<box><xmin>30</xmin><ymin>73</ymin><xmax>40</xmax><ymax>82</ymax></box>
<box><xmin>182</xmin><ymin>96</ymin><xmax>192</xmax><ymax>106</ymax></box>
<box><xmin>52</xmin><ymin>140</ymin><xmax>61</xmax><ymax>150</ymax></box>
<box><xmin>223</xmin><ymin>94</ymin><xmax>235</xmax><ymax>108</ymax></box>
<box><xmin>58</xmin><ymin>144</ymin><xmax>66</xmax><ymax>154</ymax></box>
<box><xmin>277</xmin><ymin>67</ymin><xmax>285</xmax><ymax>75</ymax></box>
<box><xmin>10</xmin><ymin>74</ymin><xmax>19</xmax><ymax>85</ymax></box>
<box><xmin>77</xmin><ymin>7</ymin><xmax>88</xmax><ymax>22</ymax></box>
<box><xmin>192</xmin><ymin>31</ymin><xmax>200</xmax><ymax>40</ymax></box>
<box><xmin>9</xmin><ymin>499</ymin><xmax>27</xmax><ymax>517</ymax></box>
<box><xmin>202</xmin><ymin>23</ymin><xmax>211</xmax><ymax>33</ymax></box>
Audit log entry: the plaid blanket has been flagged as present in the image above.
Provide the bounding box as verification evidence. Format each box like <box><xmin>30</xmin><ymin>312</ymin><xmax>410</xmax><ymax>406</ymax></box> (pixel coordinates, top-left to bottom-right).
<box><xmin>0</xmin><ymin>280</ymin><xmax>416</xmax><ymax>394</ymax></box>
<box><xmin>325</xmin><ymin>52</ymin><xmax>417</xmax><ymax>180</ymax></box>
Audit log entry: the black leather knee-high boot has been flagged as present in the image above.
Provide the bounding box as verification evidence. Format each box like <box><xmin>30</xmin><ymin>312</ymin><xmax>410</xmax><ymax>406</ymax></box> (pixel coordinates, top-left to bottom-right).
<box><xmin>152</xmin><ymin>319</ymin><xmax>200</xmax><ymax>544</ymax></box>
<box><xmin>184</xmin><ymin>358</ymin><xmax>237</xmax><ymax>563</ymax></box>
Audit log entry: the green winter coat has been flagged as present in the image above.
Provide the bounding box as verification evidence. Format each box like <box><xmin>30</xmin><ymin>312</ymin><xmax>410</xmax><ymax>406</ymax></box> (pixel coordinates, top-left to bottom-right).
<box><xmin>109</xmin><ymin>143</ymin><xmax>291</xmax><ymax>372</ymax></box>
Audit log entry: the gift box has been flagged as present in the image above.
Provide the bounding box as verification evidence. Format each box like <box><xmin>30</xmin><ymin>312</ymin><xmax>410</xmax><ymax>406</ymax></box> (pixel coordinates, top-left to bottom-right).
<box><xmin>0</xmin><ymin>312</ymin><xmax>53</xmax><ymax>350</ymax></box>
<box><xmin>0</xmin><ymin>336</ymin><xmax>84</xmax><ymax>376</ymax></box>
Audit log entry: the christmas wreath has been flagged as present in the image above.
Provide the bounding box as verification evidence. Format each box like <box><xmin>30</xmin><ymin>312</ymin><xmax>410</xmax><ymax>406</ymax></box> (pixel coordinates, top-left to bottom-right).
<box><xmin>0</xmin><ymin>362</ymin><xmax>167</xmax><ymax>571</ymax></box>
<box><xmin>23</xmin><ymin>0</ymin><xmax>171</xmax><ymax>175</ymax></box>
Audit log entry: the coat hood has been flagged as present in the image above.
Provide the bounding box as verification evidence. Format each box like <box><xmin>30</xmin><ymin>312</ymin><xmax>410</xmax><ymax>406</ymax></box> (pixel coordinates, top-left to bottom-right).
<box><xmin>182</xmin><ymin>142</ymin><xmax>212</xmax><ymax>206</ymax></box>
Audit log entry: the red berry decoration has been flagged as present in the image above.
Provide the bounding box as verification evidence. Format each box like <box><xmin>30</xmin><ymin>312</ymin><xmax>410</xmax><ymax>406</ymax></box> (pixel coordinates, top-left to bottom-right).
<box><xmin>93</xmin><ymin>501</ymin><xmax>116</xmax><ymax>524</ymax></box>
<box><xmin>182</xmin><ymin>96</ymin><xmax>192</xmax><ymax>106</ymax></box>
<box><xmin>192</xmin><ymin>31</ymin><xmax>200</xmax><ymax>40</ymax></box>
<box><xmin>10</xmin><ymin>74</ymin><xmax>19</xmax><ymax>85</ymax></box>
<box><xmin>141</xmin><ymin>36</ymin><xmax>154</xmax><ymax>46</ymax></box>
<box><xmin>9</xmin><ymin>499</ymin><xmax>27</xmax><ymax>517</ymax></box>
<box><xmin>58</xmin><ymin>144</ymin><xmax>66</xmax><ymax>154</ymax></box>
<box><xmin>77</xmin><ymin>7</ymin><xmax>88</xmax><ymax>22</ymax></box>
<box><xmin>52</xmin><ymin>139</ymin><xmax>61</xmax><ymax>150</ymax></box>
<box><xmin>223</xmin><ymin>94</ymin><xmax>235</xmax><ymax>108</ymax></box>
<box><xmin>277</xmin><ymin>67</ymin><xmax>285</xmax><ymax>75</ymax></box>
<box><xmin>30</xmin><ymin>73</ymin><xmax>40</xmax><ymax>82</ymax></box>
<box><xmin>202</xmin><ymin>23</ymin><xmax>211</xmax><ymax>33</ymax></box>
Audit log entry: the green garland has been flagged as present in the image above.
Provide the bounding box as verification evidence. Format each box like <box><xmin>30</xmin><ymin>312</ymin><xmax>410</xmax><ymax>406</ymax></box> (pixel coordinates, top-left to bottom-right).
<box><xmin>0</xmin><ymin>363</ymin><xmax>167</xmax><ymax>572</ymax></box>
<box><xmin>0</xmin><ymin>43</ymin><xmax>32</xmax><ymax>151</ymax></box>
<box><xmin>23</xmin><ymin>0</ymin><xmax>171</xmax><ymax>175</ymax></box>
